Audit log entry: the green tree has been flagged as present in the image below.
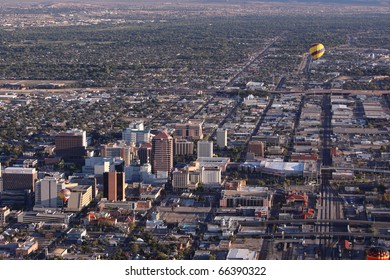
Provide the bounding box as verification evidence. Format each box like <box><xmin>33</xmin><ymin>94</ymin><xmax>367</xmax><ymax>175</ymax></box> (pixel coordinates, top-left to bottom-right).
<box><xmin>130</xmin><ymin>243</ymin><xmax>140</xmax><ymax>255</ymax></box>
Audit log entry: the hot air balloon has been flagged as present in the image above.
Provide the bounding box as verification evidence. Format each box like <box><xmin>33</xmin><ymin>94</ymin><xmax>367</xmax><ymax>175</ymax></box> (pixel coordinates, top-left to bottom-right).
<box><xmin>58</xmin><ymin>189</ymin><xmax>71</xmax><ymax>203</ymax></box>
<box><xmin>309</xmin><ymin>43</ymin><xmax>325</xmax><ymax>60</ymax></box>
<box><xmin>367</xmin><ymin>246</ymin><xmax>390</xmax><ymax>260</ymax></box>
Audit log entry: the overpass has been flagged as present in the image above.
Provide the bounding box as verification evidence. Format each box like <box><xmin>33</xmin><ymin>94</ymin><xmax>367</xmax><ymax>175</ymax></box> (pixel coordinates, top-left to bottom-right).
<box><xmin>265</xmin><ymin>218</ymin><xmax>390</xmax><ymax>227</ymax></box>
<box><xmin>258</xmin><ymin>231</ymin><xmax>390</xmax><ymax>239</ymax></box>
<box><xmin>321</xmin><ymin>166</ymin><xmax>390</xmax><ymax>175</ymax></box>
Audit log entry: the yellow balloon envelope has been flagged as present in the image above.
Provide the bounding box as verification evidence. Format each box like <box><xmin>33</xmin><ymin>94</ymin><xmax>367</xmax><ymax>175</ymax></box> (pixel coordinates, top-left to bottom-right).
<box><xmin>309</xmin><ymin>43</ymin><xmax>325</xmax><ymax>60</ymax></box>
<box><xmin>58</xmin><ymin>188</ymin><xmax>71</xmax><ymax>203</ymax></box>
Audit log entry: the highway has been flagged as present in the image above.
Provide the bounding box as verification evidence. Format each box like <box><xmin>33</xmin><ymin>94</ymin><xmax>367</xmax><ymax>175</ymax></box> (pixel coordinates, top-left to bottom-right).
<box><xmin>321</xmin><ymin>166</ymin><xmax>390</xmax><ymax>175</ymax></box>
<box><xmin>259</xmin><ymin>231</ymin><xmax>390</xmax><ymax>239</ymax></box>
<box><xmin>270</xmin><ymin>89</ymin><xmax>390</xmax><ymax>96</ymax></box>
<box><xmin>317</xmin><ymin>93</ymin><xmax>337</xmax><ymax>259</ymax></box>
<box><xmin>265</xmin><ymin>219</ymin><xmax>390</xmax><ymax>227</ymax></box>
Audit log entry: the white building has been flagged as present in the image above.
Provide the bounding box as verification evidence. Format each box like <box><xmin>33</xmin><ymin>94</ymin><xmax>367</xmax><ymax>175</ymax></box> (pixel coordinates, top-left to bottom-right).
<box><xmin>246</xmin><ymin>81</ymin><xmax>265</xmax><ymax>91</ymax></box>
<box><xmin>94</xmin><ymin>161</ymin><xmax>110</xmax><ymax>175</ymax></box>
<box><xmin>0</xmin><ymin>207</ymin><xmax>10</xmax><ymax>225</ymax></box>
<box><xmin>101</xmin><ymin>141</ymin><xmax>135</xmax><ymax>166</ymax></box>
<box><xmin>67</xmin><ymin>185</ymin><xmax>93</xmax><ymax>212</ymax></box>
<box><xmin>122</xmin><ymin>121</ymin><xmax>151</xmax><ymax>145</ymax></box>
<box><xmin>35</xmin><ymin>178</ymin><xmax>69</xmax><ymax>208</ymax></box>
<box><xmin>201</xmin><ymin>166</ymin><xmax>221</xmax><ymax>185</ymax></box>
<box><xmin>216</xmin><ymin>128</ymin><xmax>228</xmax><ymax>148</ymax></box>
<box><xmin>196</xmin><ymin>157</ymin><xmax>230</xmax><ymax>172</ymax></box>
<box><xmin>197</xmin><ymin>141</ymin><xmax>213</xmax><ymax>158</ymax></box>
<box><xmin>83</xmin><ymin>157</ymin><xmax>113</xmax><ymax>175</ymax></box>
<box><xmin>226</xmin><ymin>248</ymin><xmax>258</xmax><ymax>260</ymax></box>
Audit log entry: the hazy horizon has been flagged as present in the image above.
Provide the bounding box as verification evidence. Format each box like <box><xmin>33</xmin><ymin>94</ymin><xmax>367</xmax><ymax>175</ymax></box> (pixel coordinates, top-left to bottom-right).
<box><xmin>1</xmin><ymin>0</ymin><xmax>389</xmax><ymax>7</ymax></box>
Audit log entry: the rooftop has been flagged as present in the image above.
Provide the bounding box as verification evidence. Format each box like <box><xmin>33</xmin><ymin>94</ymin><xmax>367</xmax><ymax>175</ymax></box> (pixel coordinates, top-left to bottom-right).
<box><xmin>264</xmin><ymin>161</ymin><xmax>304</xmax><ymax>172</ymax></box>
<box><xmin>3</xmin><ymin>167</ymin><xmax>37</xmax><ymax>174</ymax></box>
<box><xmin>226</xmin><ymin>248</ymin><xmax>257</xmax><ymax>260</ymax></box>
<box><xmin>153</xmin><ymin>131</ymin><xmax>172</xmax><ymax>139</ymax></box>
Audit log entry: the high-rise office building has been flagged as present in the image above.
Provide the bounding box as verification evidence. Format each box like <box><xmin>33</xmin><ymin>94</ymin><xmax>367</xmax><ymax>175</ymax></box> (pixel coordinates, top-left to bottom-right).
<box><xmin>138</xmin><ymin>143</ymin><xmax>152</xmax><ymax>165</ymax></box>
<box><xmin>101</xmin><ymin>141</ymin><xmax>135</xmax><ymax>166</ymax></box>
<box><xmin>172</xmin><ymin>170</ymin><xmax>190</xmax><ymax>190</ymax></box>
<box><xmin>34</xmin><ymin>178</ymin><xmax>68</xmax><ymax>208</ymax></box>
<box><xmin>2</xmin><ymin>167</ymin><xmax>38</xmax><ymax>191</ymax></box>
<box><xmin>122</xmin><ymin>121</ymin><xmax>151</xmax><ymax>145</ymax></box>
<box><xmin>216</xmin><ymin>128</ymin><xmax>228</xmax><ymax>148</ymax></box>
<box><xmin>67</xmin><ymin>185</ymin><xmax>93</xmax><ymax>212</ymax></box>
<box><xmin>197</xmin><ymin>141</ymin><xmax>213</xmax><ymax>158</ymax></box>
<box><xmin>55</xmin><ymin>129</ymin><xmax>87</xmax><ymax>163</ymax></box>
<box><xmin>173</xmin><ymin>121</ymin><xmax>203</xmax><ymax>140</ymax></box>
<box><xmin>103</xmin><ymin>171</ymin><xmax>126</xmax><ymax>201</ymax></box>
<box><xmin>174</xmin><ymin>139</ymin><xmax>194</xmax><ymax>156</ymax></box>
<box><xmin>151</xmin><ymin>132</ymin><xmax>173</xmax><ymax>175</ymax></box>
<box><xmin>69</xmin><ymin>175</ymin><xmax>97</xmax><ymax>199</ymax></box>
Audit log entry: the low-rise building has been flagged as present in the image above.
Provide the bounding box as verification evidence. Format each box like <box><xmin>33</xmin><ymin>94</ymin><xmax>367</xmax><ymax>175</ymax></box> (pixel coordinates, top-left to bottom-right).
<box><xmin>220</xmin><ymin>187</ymin><xmax>271</xmax><ymax>208</ymax></box>
<box><xmin>139</xmin><ymin>184</ymin><xmax>163</xmax><ymax>201</ymax></box>
<box><xmin>17</xmin><ymin>211</ymin><xmax>73</xmax><ymax>224</ymax></box>
<box><xmin>226</xmin><ymin>248</ymin><xmax>258</xmax><ymax>260</ymax></box>
<box><xmin>66</xmin><ymin>228</ymin><xmax>87</xmax><ymax>240</ymax></box>
<box><xmin>15</xmin><ymin>239</ymin><xmax>39</xmax><ymax>257</ymax></box>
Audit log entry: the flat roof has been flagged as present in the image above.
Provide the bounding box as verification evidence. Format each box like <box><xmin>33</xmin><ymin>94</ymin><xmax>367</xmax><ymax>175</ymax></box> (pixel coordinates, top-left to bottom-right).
<box><xmin>264</xmin><ymin>161</ymin><xmax>304</xmax><ymax>172</ymax></box>
<box><xmin>157</xmin><ymin>206</ymin><xmax>211</xmax><ymax>223</ymax></box>
<box><xmin>4</xmin><ymin>167</ymin><xmax>37</xmax><ymax>174</ymax></box>
<box><xmin>67</xmin><ymin>228</ymin><xmax>86</xmax><ymax>234</ymax></box>
<box><xmin>197</xmin><ymin>157</ymin><xmax>230</xmax><ymax>163</ymax></box>
<box><xmin>71</xmin><ymin>185</ymin><xmax>92</xmax><ymax>192</ymax></box>
<box><xmin>334</xmin><ymin>127</ymin><xmax>389</xmax><ymax>135</ymax></box>
<box><xmin>227</xmin><ymin>248</ymin><xmax>257</xmax><ymax>260</ymax></box>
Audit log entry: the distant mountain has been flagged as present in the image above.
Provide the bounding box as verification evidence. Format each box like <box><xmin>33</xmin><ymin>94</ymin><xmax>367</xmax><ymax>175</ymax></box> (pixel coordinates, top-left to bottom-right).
<box><xmin>1</xmin><ymin>0</ymin><xmax>389</xmax><ymax>7</ymax></box>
